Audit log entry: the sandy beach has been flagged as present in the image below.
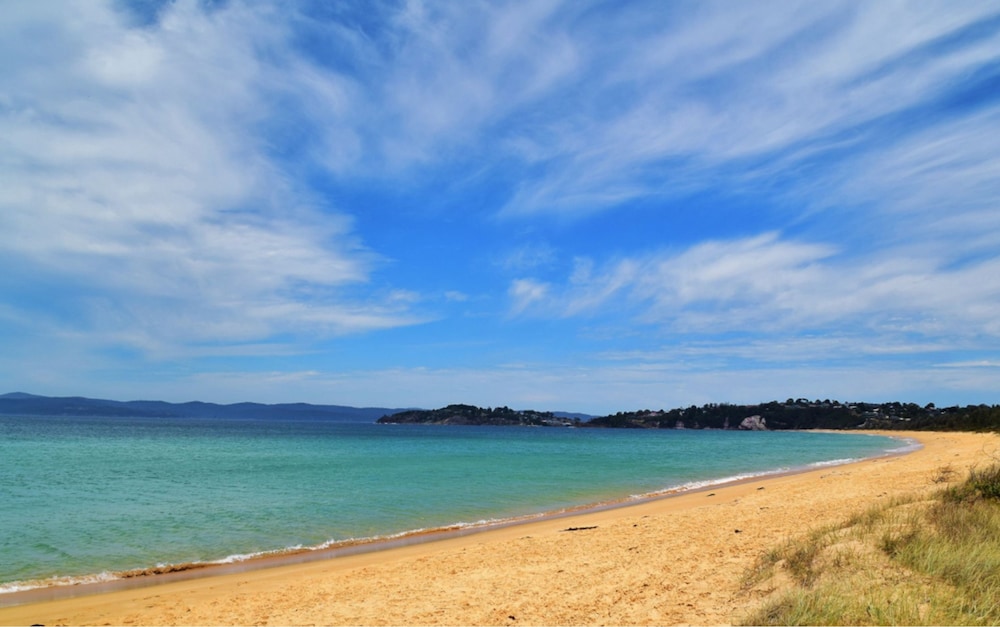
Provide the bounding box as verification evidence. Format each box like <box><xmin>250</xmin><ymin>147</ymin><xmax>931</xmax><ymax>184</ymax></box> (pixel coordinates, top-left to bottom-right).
<box><xmin>1</xmin><ymin>430</ymin><xmax>997</xmax><ymax>626</ymax></box>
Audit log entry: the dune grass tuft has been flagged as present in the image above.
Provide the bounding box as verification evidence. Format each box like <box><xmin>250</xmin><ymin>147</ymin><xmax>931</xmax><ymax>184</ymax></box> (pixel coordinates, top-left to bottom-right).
<box><xmin>740</xmin><ymin>464</ymin><xmax>1000</xmax><ymax>625</ymax></box>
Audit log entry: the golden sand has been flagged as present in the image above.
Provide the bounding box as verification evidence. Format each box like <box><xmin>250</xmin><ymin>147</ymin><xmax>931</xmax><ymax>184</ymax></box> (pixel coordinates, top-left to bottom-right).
<box><xmin>2</xmin><ymin>430</ymin><xmax>998</xmax><ymax>626</ymax></box>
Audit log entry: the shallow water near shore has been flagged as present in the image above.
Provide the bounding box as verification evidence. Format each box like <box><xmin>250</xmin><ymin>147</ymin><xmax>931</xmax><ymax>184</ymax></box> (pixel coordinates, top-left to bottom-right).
<box><xmin>0</xmin><ymin>414</ymin><xmax>906</xmax><ymax>593</ymax></box>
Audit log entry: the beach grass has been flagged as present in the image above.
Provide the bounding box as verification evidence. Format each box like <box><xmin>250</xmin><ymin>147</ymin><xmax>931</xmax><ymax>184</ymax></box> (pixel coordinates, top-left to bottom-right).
<box><xmin>740</xmin><ymin>461</ymin><xmax>1000</xmax><ymax>625</ymax></box>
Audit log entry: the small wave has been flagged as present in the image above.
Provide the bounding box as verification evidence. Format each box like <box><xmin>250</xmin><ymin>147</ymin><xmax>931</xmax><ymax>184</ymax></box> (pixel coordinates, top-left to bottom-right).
<box><xmin>625</xmin><ymin>468</ymin><xmax>790</xmax><ymax>501</ymax></box>
<box><xmin>629</xmin><ymin>446</ymin><xmax>905</xmax><ymax>500</ymax></box>
<box><xmin>853</xmin><ymin>433</ymin><xmax>923</xmax><ymax>455</ymax></box>
<box><xmin>886</xmin><ymin>438</ymin><xmax>922</xmax><ymax>454</ymax></box>
<box><xmin>0</xmin><ymin>570</ymin><xmax>119</xmax><ymax>595</ymax></box>
<box><xmin>809</xmin><ymin>457</ymin><xmax>859</xmax><ymax>468</ymax></box>
<box><xmin>209</xmin><ymin>545</ymin><xmax>305</xmax><ymax>565</ymax></box>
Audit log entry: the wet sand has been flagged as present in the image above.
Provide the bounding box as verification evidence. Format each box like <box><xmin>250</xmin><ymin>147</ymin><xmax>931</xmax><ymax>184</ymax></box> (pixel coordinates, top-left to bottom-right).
<box><xmin>1</xmin><ymin>430</ymin><xmax>997</xmax><ymax>626</ymax></box>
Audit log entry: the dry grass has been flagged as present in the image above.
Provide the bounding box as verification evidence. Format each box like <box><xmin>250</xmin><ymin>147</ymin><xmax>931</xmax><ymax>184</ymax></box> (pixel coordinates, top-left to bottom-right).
<box><xmin>740</xmin><ymin>463</ymin><xmax>1000</xmax><ymax>625</ymax></box>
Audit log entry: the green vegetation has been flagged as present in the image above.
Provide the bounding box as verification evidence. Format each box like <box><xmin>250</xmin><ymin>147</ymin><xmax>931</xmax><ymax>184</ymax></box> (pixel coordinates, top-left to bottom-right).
<box><xmin>377</xmin><ymin>404</ymin><xmax>581</xmax><ymax>427</ymax></box>
<box><xmin>585</xmin><ymin>400</ymin><xmax>1000</xmax><ymax>431</ymax></box>
<box><xmin>381</xmin><ymin>400</ymin><xmax>1000</xmax><ymax>431</ymax></box>
<box><xmin>740</xmin><ymin>463</ymin><xmax>1000</xmax><ymax>625</ymax></box>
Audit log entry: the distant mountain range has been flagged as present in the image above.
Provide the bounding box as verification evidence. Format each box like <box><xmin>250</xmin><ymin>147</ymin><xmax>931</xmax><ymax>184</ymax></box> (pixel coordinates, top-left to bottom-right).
<box><xmin>0</xmin><ymin>392</ymin><xmax>406</xmax><ymax>422</ymax></box>
<box><xmin>0</xmin><ymin>392</ymin><xmax>595</xmax><ymax>424</ymax></box>
<box><xmin>7</xmin><ymin>393</ymin><xmax>996</xmax><ymax>431</ymax></box>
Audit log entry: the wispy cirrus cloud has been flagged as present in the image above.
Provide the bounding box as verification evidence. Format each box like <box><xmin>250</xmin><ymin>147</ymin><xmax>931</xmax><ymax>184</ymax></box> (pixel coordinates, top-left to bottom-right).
<box><xmin>0</xmin><ymin>1</ymin><xmax>423</xmax><ymax>357</ymax></box>
<box><xmin>478</xmin><ymin>3</ymin><xmax>1000</xmax><ymax>391</ymax></box>
<box><xmin>483</xmin><ymin>2</ymin><xmax>1000</xmax><ymax>233</ymax></box>
<box><xmin>510</xmin><ymin>231</ymin><xmax>1000</xmax><ymax>340</ymax></box>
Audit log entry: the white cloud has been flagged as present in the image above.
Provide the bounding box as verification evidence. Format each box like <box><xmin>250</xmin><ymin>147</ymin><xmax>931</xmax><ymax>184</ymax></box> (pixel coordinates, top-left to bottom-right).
<box><xmin>509</xmin><ymin>231</ymin><xmax>1000</xmax><ymax>341</ymax></box>
<box><xmin>0</xmin><ymin>1</ymin><xmax>421</xmax><ymax>354</ymax></box>
<box><xmin>511</xmin><ymin>233</ymin><xmax>833</xmax><ymax>325</ymax></box>
<box><xmin>835</xmin><ymin>107</ymin><xmax>1000</xmax><ymax>237</ymax></box>
<box><xmin>496</xmin><ymin>1</ymin><xmax>1000</xmax><ymax>217</ymax></box>
<box><xmin>508</xmin><ymin>278</ymin><xmax>550</xmax><ymax>315</ymax></box>
<box><xmin>496</xmin><ymin>242</ymin><xmax>558</xmax><ymax>272</ymax></box>
<box><xmin>344</xmin><ymin>0</ymin><xmax>580</xmax><ymax>172</ymax></box>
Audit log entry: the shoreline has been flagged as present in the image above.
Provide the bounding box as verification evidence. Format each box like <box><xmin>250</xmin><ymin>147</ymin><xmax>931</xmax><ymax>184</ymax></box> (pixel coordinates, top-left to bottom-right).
<box><xmin>0</xmin><ymin>432</ymin><xmax>914</xmax><ymax>607</ymax></box>
<box><xmin>3</xmin><ymin>430</ymin><xmax>995</xmax><ymax>625</ymax></box>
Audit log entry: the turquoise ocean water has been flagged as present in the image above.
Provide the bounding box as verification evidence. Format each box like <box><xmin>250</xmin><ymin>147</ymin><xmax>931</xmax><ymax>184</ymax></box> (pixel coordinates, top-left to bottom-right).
<box><xmin>0</xmin><ymin>414</ymin><xmax>909</xmax><ymax>593</ymax></box>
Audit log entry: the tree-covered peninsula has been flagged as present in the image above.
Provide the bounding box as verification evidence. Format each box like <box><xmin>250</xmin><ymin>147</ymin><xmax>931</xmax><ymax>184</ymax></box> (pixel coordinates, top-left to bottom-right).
<box><xmin>380</xmin><ymin>399</ymin><xmax>1000</xmax><ymax>432</ymax></box>
<box><xmin>584</xmin><ymin>399</ymin><xmax>1000</xmax><ymax>431</ymax></box>
<box><xmin>377</xmin><ymin>404</ymin><xmax>582</xmax><ymax>427</ymax></box>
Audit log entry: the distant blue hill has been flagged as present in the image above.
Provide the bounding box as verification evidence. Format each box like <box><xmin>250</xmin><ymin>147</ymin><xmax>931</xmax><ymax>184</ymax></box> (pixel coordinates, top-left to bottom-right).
<box><xmin>0</xmin><ymin>392</ymin><xmax>407</xmax><ymax>422</ymax></box>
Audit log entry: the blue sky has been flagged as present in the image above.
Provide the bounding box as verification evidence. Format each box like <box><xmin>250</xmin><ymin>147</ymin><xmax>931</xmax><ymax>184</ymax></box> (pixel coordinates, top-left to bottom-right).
<box><xmin>2</xmin><ymin>0</ymin><xmax>999</xmax><ymax>413</ymax></box>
